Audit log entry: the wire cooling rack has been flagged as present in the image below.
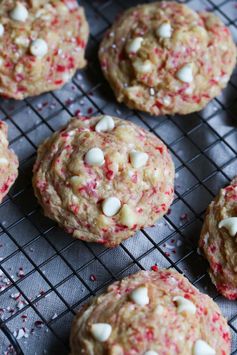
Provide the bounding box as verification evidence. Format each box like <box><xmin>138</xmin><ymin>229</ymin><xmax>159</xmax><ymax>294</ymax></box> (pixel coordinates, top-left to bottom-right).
<box><xmin>0</xmin><ymin>0</ymin><xmax>236</xmax><ymax>354</ymax></box>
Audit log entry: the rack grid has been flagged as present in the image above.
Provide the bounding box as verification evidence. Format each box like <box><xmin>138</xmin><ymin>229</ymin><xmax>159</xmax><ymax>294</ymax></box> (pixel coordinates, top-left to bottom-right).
<box><xmin>0</xmin><ymin>0</ymin><xmax>236</xmax><ymax>354</ymax></box>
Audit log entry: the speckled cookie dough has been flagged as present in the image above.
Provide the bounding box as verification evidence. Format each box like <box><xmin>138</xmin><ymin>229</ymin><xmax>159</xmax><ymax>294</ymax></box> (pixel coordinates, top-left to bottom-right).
<box><xmin>0</xmin><ymin>121</ymin><xmax>18</xmax><ymax>203</ymax></box>
<box><xmin>0</xmin><ymin>0</ymin><xmax>89</xmax><ymax>99</ymax></box>
<box><xmin>99</xmin><ymin>1</ymin><xmax>236</xmax><ymax>116</ymax></box>
<box><xmin>70</xmin><ymin>268</ymin><xmax>231</xmax><ymax>355</ymax></box>
<box><xmin>32</xmin><ymin>115</ymin><xmax>174</xmax><ymax>247</ymax></box>
<box><xmin>200</xmin><ymin>177</ymin><xmax>237</xmax><ymax>300</ymax></box>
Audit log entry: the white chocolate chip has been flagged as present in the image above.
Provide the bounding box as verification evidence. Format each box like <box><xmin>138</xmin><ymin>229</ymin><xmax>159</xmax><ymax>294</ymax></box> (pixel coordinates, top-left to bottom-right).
<box><xmin>0</xmin><ymin>157</ymin><xmax>8</xmax><ymax>165</ymax></box>
<box><xmin>15</xmin><ymin>36</ymin><xmax>30</xmax><ymax>47</ymax></box>
<box><xmin>102</xmin><ymin>197</ymin><xmax>121</xmax><ymax>217</ymax></box>
<box><xmin>30</xmin><ymin>39</ymin><xmax>48</xmax><ymax>58</ymax></box>
<box><xmin>84</xmin><ymin>147</ymin><xmax>105</xmax><ymax>167</ymax></box>
<box><xmin>193</xmin><ymin>340</ymin><xmax>216</xmax><ymax>355</ymax></box>
<box><xmin>176</xmin><ymin>64</ymin><xmax>193</xmax><ymax>83</ymax></box>
<box><xmin>173</xmin><ymin>296</ymin><xmax>196</xmax><ymax>315</ymax></box>
<box><xmin>155</xmin><ymin>305</ymin><xmax>164</xmax><ymax>315</ymax></box>
<box><xmin>95</xmin><ymin>116</ymin><xmax>115</xmax><ymax>133</ymax></box>
<box><xmin>119</xmin><ymin>204</ymin><xmax>137</xmax><ymax>228</ymax></box>
<box><xmin>91</xmin><ymin>323</ymin><xmax>112</xmax><ymax>342</ymax></box>
<box><xmin>0</xmin><ymin>24</ymin><xmax>4</xmax><ymax>37</ymax></box>
<box><xmin>162</xmin><ymin>96</ymin><xmax>171</xmax><ymax>106</ymax></box>
<box><xmin>149</xmin><ymin>88</ymin><xmax>155</xmax><ymax>96</ymax></box>
<box><xmin>126</xmin><ymin>37</ymin><xmax>143</xmax><ymax>53</ymax></box>
<box><xmin>129</xmin><ymin>150</ymin><xmax>148</xmax><ymax>169</ymax></box>
<box><xmin>219</xmin><ymin>217</ymin><xmax>237</xmax><ymax>237</ymax></box>
<box><xmin>130</xmin><ymin>286</ymin><xmax>149</xmax><ymax>306</ymax></box>
<box><xmin>133</xmin><ymin>59</ymin><xmax>153</xmax><ymax>74</ymax></box>
<box><xmin>156</xmin><ymin>23</ymin><xmax>172</xmax><ymax>38</ymax></box>
<box><xmin>144</xmin><ymin>352</ymin><xmax>159</xmax><ymax>355</ymax></box>
<box><xmin>10</xmin><ymin>2</ymin><xmax>29</xmax><ymax>22</ymax></box>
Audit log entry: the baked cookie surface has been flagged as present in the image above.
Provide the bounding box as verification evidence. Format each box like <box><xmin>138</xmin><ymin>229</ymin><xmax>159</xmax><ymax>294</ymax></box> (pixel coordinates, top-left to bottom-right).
<box><xmin>99</xmin><ymin>1</ymin><xmax>236</xmax><ymax>116</ymax></box>
<box><xmin>0</xmin><ymin>121</ymin><xmax>18</xmax><ymax>203</ymax></box>
<box><xmin>0</xmin><ymin>0</ymin><xmax>89</xmax><ymax>99</ymax></box>
<box><xmin>70</xmin><ymin>269</ymin><xmax>230</xmax><ymax>355</ymax></box>
<box><xmin>33</xmin><ymin>115</ymin><xmax>174</xmax><ymax>247</ymax></box>
<box><xmin>200</xmin><ymin>177</ymin><xmax>237</xmax><ymax>300</ymax></box>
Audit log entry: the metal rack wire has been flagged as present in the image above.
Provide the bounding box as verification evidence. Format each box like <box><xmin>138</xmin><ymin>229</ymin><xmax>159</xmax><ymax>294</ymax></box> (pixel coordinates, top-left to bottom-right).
<box><xmin>0</xmin><ymin>0</ymin><xmax>236</xmax><ymax>354</ymax></box>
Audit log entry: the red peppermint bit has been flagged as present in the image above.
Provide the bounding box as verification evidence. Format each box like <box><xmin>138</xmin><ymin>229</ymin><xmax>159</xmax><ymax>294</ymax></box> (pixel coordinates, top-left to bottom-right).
<box><xmin>210</xmin><ymin>244</ymin><xmax>216</xmax><ymax>253</ymax></box>
<box><xmin>114</xmin><ymin>224</ymin><xmax>128</xmax><ymax>232</ymax></box>
<box><xmin>145</xmin><ymin>328</ymin><xmax>154</xmax><ymax>341</ymax></box>
<box><xmin>151</xmin><ymin>265</ymin><xmax>158</xmax><ymax>272</ymax></box>
<box><xmin>76</xmin><ymin>37</ymin><xmax>86</xmax><ymax>48</ymax></box>
<box><xmin>21</xmin><ymin>314</ymin><xmax>28</xmax><ymax>320</ymax></box>
<box><xmin>17</xmin><ymin>268</ymin><xmax>25</xmax><ymax>278</ymax></box>
<box><xmin>75</xmin><ymin>109</ymin><xmax>81</xmax><ymax>116</ymax></box>
<box><xmin>212</xmin><ymin>262</ymin><xmax>223</xmax><ymax>274</ymax></box>
<box><xmin>0</xmin><ymin>183</ymin><xmax>9</xmax><ymax>194</ymax></box>
<box><xmin>155</xmin><ymin>146</ymin><xmax>164</xmax><ymax>154</ymax></box>
<box><xmin>180</xmin><ymin>213</ymin><xmax>188</xmax><ymax>221</ymax></box>
<box><xmin>87</xmin><ymin>107</ymin><xmax>94</xmax><ymax>115</ymax></box>
<box><xmin>153</xmin><ymin>206</ymin><xmax>161</xmax><ymax>214</ymax></box>
<box><xmin>65</xmin><ymin>98</ymin><xmax>73</xmax><ymax>105</ymax></box>
<box><xmin>15</xmin><ymin>74</ymin><xmax>24</xmax><ymax>82</ymax></box>
<box><xmin>67</xmin><ymin>56</ymin><xmax>75</xmax><ymax>70</ymax></box>
<box><xmin>222</xmin><ymin>331</ymin><xmax>231</xmax><ymax>342</ymax></box>
<box><xmin>118</xmin><ymin>50</ymin><xmax>126</xmax><ymax>61</ymax></box>
<box><xmin>56</xmin><ymin>65</ymin><xmax>66</xmax><ymax>73</ymax></box>
<box><xmin>34</xmin><ymin>320</ymin><xmax>44</xmax><ymax>328</ymax></box>
<box><xmin>51</xmin><ymin>18</ymin><xmax>59</xmax><ymax>26</ymax></box>
<box><xmin>78</xmin><ymin>180</ymin><xmax>97</xmax><ymax>198</ymax></box>
<box><xmin>167</xmin><ymin>208</ymin><xmax>171</xmax><ymax>215</ymax></box>
<box><xmin>69</xmin><ymin>204</ymin><xmax>79</xmax><ymax>215</ymax></box>
<box><xmin>209</xmin><ymin>78</ymin><xmax>219</xmax><ymax>85</ymax></box>
<box><xmin>212</xmin><ymin>312</ymin><xmax>220</xmax><ymax>322</ymax></box>
<box><xmin>90</xmin><ymin>274</ymin><xmax>97</xmax><ymax>281</ymax></box>
<box><xmin>155</xmin><ymin>100</ymin><xmax>163</xmax><ymax>109</ymax></box>
<box><xmin>161</xmin><ymin>203</ymin><xmax>166</xmax><ymax>211</ymax></box>
<box><xmin>54</xmin><ymin>80</ymin><xmax>64</xmax><ymax>85</ymax></box>
<box><xmin>5</xmin><ymin>61</ymin><xmax>14</xmax><ymax>69</ymax></box>
<box><xmin>131</xmin><ymin>173</ymin><xmax>138</xmax><ymax>183</ymax></box>
<box><xmin>18</xmin><ymin>86</ymin><xmax>27</xmax><ymax>93</ymax></box>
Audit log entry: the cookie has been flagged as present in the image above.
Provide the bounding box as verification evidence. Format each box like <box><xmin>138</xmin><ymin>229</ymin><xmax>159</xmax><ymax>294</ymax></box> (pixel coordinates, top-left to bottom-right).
<box><xmin>70</xmin><ymin>268</ymin><xmax>230</xmax><ymax>355</ymax></box>
<box><xmin>33</xmin><ymin>115</ymin><xmax>174</xmax><ymax>247</ymax></box>
<box><xmin>0</xmin><ymin>121</ymin><xmax>18</xmax><ymax>203</ymax></box>
<box><xmin>0</xmin><ymin>0</ymin><xmax>89</xmax><ymax>99</ymax></box>
<box><xmin>200</xmin><ymin>177</ymin><xmax>237</xmax><ymax>300</ymax></box>
<box><xmin>99</xmin><ymin>1</ymin><xmax>236</xmax><ymax>116</ymax></box>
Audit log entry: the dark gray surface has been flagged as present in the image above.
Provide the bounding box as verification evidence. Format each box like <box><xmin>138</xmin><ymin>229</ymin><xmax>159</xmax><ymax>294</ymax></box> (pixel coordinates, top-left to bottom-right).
<box><xmin>0</xmin><ymin>0</ymin><xmax>237</xmax><ymax>354</ymax></box>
